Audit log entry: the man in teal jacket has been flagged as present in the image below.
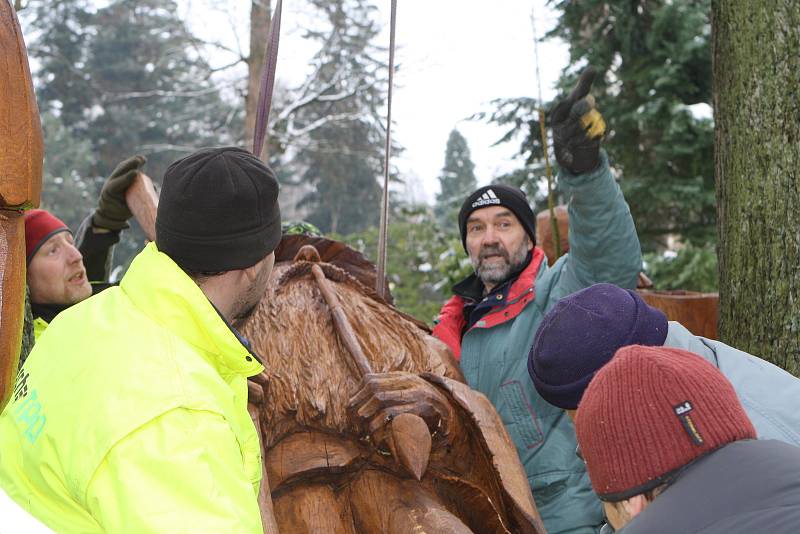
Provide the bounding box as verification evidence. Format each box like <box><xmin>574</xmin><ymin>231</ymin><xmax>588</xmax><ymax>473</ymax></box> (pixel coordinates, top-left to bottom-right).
<box><xmin>0</xmin><ymin>147</ymin><xmax>280</xmax><ymax>532</ymax></box>
<box><xmin>430</xmin><ymin>70</ymin><xmax>641</xmax><ymax>533</ymax></box>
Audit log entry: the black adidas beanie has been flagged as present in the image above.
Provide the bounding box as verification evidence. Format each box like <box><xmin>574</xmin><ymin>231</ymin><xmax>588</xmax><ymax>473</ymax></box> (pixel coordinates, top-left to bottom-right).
<box><xmin>458</xmin><ymin>184</ymin><xmax>537</xmax><ymax>250</ymax></box>
<box><xmin>156</xmin><ymin>146</ymin><xmax>281</xmax><ymax>272</ymax></box>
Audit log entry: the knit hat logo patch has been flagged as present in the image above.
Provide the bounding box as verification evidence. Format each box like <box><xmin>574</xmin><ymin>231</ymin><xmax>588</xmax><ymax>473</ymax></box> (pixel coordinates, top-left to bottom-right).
<box><xmin>673</xmin><ymin>401</ymin><xmax>704</xmax><ymax>446</ymax></box>
<box><xmin>471</xmin><ymin>188</ymin><xmax>501</xmax><ymax>209</ymax></box>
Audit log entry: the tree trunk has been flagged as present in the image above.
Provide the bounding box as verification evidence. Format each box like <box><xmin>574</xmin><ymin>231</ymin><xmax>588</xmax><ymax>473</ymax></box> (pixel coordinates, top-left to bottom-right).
<box><xmin>244</xmin><ymin>0</ymin><xmax>271</xmax><ymax>153</ymax></box>
<box><xmin>712</xmin><ymin>0</ymin><xmax>800</xmax><ymax>375</ymax></box>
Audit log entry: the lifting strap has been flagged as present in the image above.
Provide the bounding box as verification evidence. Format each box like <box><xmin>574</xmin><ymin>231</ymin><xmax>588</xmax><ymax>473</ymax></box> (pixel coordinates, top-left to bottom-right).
<box><xmin>252</xmin><ymin>0</ymin><xmax>283</xmax><ymax>160</ymax></box>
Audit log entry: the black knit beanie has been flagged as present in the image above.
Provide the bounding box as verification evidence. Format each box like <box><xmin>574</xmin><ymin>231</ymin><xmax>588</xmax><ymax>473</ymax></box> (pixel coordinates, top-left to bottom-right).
<box><xmin>156</xmin><ymin>146</ymin><xmax>281</xmax><ymax>272</ymax></box>
<box><xmin>458</xmin><ymin>184</ymin><xmax>537</xmax><ymax>250</ymax></box>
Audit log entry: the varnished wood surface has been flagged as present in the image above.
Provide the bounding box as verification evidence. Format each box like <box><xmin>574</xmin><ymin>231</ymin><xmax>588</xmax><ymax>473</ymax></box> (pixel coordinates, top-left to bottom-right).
<box><xmin>0</xmin><ymin>2</ymin><xmax>42</xmax><ymax>412</ymax></box>
<box><xmin>0</xmin><ymin>212</ymin><xmax>25</xmax><ymax>412</ymax></box>
<box><xmin>0</xmin><ymin>0</ymin><xmax>42</xmax><ymax>208</ymax></box>
<box><xmin>536</xmin><ymin>206</ymin><xmax>569</xmax><ymax>266</ymax></box>
<box><xmin>244</xmin><ymin>242</ymin><xmax>546</xmax><ymax>533</ymax></box>
<box><xmin>124</xmin><ymin>172</ymin><xmax>159</xmax><ymax>242</ymax></box>
<box><xmin>638</xmin><ymin>289</ymin><xmax>719</xmax><ymax>339</ymax></box>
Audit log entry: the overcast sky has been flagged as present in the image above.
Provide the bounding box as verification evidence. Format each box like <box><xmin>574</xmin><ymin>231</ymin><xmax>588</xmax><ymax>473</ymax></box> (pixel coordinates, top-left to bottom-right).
<box><xmin>184</xmin><ymin>1</ymin><xmax>570</xmax><ymax>204</ymax></box>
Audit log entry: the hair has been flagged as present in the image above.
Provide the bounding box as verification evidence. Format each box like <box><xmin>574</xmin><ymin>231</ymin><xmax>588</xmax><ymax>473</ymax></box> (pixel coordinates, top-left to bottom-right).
<box><xmin>608</xmin><ymin>482</ymin><xmax>670</xmax><ymax>508</ymax></box>
<box><xmin>180</xmin><ymin>268</ymin><xmax>225</xmax><ymax>285</ymax></box>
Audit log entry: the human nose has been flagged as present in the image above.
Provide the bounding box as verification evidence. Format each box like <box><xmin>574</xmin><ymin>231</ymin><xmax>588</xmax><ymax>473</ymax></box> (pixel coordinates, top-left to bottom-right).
<box><xmin>481</xmin><ymin>225</ymin><xmax>499</xmax><ymax>246</ymax></box>
<box><xmin>66</xmin><ymin>243</ymin><xmax>84</xmax><ymax>264</ymax></box>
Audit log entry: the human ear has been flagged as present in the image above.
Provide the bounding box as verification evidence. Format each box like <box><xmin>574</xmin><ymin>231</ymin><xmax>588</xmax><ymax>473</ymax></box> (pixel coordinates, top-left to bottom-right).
<box><xmin>622</xmin><ymin>494</ymin><xmax>649</xmax><ymax>520</ymax></box>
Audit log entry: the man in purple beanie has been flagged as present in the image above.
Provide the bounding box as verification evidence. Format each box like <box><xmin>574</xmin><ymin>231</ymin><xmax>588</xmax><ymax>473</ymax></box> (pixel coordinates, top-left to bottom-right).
<box><xmin>528</xmin><ymin>282</ymin><xmax>800</xmax><ymax>447</ymax></box>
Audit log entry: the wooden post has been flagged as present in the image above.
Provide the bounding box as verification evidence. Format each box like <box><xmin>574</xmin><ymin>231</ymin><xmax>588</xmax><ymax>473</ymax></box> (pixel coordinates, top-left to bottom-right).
<box><xmin>124</xmin><ymin>172</ymin><xmax>159</xmax><ymax>242</ymax></box>
<box><xmin>0</xmin><ymin>0</ymin><xmax>43</xmax><ymax>412</ymax></box>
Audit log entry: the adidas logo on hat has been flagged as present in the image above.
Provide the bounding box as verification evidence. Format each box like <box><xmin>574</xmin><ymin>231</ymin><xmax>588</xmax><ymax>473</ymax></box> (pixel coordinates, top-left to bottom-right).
<box><xmin>471</xmin><ymin>189</ymin><xmax>501</xmax><ymax>208</ymax></box>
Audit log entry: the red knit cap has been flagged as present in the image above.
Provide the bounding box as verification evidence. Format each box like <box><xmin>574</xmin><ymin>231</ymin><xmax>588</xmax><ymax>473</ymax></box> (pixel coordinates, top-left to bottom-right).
<box><xmin>24</xmin><ymin>209</ymin><xmax>70</xmax><ymax>263</ymax></box>
<box><xmin>575</xmin><ymin>345</ymin><xmax>756</xmax><ymax>501</ymax></box>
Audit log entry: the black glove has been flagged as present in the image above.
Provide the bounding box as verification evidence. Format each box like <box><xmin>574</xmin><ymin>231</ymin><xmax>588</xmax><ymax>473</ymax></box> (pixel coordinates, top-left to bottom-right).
<box><xmin>550</xmin><ymin>67</ymin><xmax>606</xmax><ymax>175</ymax></box>
<box><xmin>93</xmin><ymin>155</ymin><xmax>146</xmax><ymax>230</ymax></box>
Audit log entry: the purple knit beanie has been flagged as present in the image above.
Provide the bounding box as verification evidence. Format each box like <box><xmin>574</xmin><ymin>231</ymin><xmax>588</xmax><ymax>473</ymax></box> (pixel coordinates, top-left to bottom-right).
<box><xmin>528</xmin><ymin>283</ymin><xmax>669</xmax><ymax>410</ymax></box>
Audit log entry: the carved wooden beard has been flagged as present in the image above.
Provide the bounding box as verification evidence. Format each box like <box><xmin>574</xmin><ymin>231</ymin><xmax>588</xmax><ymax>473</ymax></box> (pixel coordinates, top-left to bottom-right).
<box><xmin>241</xmin><ymin>260</ymin><xmax>457</xmax><ymax>449</ymax></box>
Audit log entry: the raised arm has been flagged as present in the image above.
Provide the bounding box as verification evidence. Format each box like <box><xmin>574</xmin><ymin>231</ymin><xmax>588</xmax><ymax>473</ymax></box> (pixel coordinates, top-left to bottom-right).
<box><xmin>547</xmin><ymin>69</ymin><xmax>641</xmax><ymax>300</ymax></box>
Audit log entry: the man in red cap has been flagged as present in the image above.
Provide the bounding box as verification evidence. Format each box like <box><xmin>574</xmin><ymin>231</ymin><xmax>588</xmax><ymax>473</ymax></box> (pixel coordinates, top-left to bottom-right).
<box><xmin>575</xmin><ymin>345</ymin><xmax>800</xmax><ymax>533</ymax></box>
<box><xmin>2</xmin><ymin>147</ymin><xmax>281</xmax><ymax>532</ymax></box>
<box><xmin>24</xmin><ymin>156</ymin><xmax>146</xmax><ymax>339</ymax></box>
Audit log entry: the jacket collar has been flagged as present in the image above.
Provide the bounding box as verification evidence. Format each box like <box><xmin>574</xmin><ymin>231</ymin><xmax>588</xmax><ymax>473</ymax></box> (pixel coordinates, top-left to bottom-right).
<box><xmin>452</xmin><ymin>249</ymin><xmax>542</xmax><ymax>304</ymax></box>
<box><xmin>120</xmin><ymin>242</ymin><xmax>264</xmax><ymax>378</ymax></box>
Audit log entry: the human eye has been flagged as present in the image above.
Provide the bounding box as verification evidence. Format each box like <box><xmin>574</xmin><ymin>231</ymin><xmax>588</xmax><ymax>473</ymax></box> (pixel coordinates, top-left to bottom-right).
<box><xmin>468</xmin><ymin>222</ymin><xmax>483</xmax><ymax>234</ymax></box>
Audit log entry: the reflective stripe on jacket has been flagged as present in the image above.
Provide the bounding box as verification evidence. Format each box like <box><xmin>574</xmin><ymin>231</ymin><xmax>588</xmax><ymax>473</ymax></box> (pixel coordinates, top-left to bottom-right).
<box><xmin>0</xmin><ymin>242</ymin><xmax>265</xmax><ymax>533</ymax></box>
<box><xmin>434</xmin><ymin>150</ymin><xmax>642</xmax><ymax>534</ymax></box>
<box><xmin>664</xmin><ymin>321</ymin><xmax>800</xmax><ymax>446</ymax></box>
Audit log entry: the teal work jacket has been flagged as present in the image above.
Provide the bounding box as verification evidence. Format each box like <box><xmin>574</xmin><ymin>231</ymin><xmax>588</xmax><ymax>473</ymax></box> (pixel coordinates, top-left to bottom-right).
<box><xmin>434</xmin><ymin>151</ymin><xmax>642</xmax><ymax>534</ymax></box>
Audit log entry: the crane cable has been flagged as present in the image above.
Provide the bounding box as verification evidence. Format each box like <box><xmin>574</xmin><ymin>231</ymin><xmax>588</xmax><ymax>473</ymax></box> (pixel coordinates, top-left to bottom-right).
<box><xmin>251</xmin><ymin>0</ymin><xmax>397</xmax><ymax>298</ymax></box>
<box><xmin>375</xmin><ymin>0</ymin><xmax>397</xmax><ymax>299</ymax></box>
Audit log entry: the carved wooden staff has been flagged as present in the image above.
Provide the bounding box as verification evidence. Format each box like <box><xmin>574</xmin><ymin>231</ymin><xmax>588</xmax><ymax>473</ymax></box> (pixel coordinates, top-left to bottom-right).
<box><xmin>308</xmin><ymin>258</ymin><xmax>432</xmax><ymax>480</ymax></box>
<box><xmin>0</xmin><ymin>0</ymin><xmax>44</xmax><ymax>413</ymax></box>
<box><xmin>124</xmin><ymin>171</ymin><xmax>159</xmax><ymax>242</ymax></box>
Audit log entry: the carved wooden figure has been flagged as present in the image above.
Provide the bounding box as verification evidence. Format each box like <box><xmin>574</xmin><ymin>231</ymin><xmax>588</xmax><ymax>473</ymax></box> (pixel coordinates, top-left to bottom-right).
<box><xmin>122</xmin><ymin>161</ymin><xmax>546</xmax><ymax>534</ymax></box>
<box><xmin>243</xmin><ymin>239</ymin><xmax>546</xmax><ymax>534</ymax></box>
<box><xmin>0</xmin><ymin>0</ymin><xmax>43</xmax><ymax>412</ymax></box>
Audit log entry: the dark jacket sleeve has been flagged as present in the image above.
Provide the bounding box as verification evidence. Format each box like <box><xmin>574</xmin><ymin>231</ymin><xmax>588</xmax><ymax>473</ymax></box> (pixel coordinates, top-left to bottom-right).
<box><xmin>74</xmin><ymin>213</ymin><xmax>122</xmax><ymax>282</ymax></box>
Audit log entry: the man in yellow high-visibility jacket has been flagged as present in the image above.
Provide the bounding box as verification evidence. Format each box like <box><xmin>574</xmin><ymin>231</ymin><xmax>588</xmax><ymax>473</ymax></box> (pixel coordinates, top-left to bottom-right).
<box><xmin>0</xmin><ymin>147</ymin><xmax>280</xmax><ymax>533</ymax></box>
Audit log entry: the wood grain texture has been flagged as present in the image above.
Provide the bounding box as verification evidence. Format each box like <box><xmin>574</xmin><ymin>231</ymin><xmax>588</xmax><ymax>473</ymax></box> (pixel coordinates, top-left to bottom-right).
<box><xmin>0</xmin><ymin>211</ymin><xmax>25</xmax><ymax>412</ymax></box>
<box><xmin>243</xmin><ymin>238</ymin><xmax>545</xmax><ymax>533</ymax></box>
<box><xmin>0</xmin><ymin>0</ymin><xmax>42</xmax><ymax>207</ymax></box>
<box><xmin>536</xmin><ymin>205</ymin><xmax>569</xmax><ymax>266</ymax></box>
<box><xmin>638</xmin><ymin>290</ymin><xmax>719</xmax><ymax>339</ymax></box>
<box><xmin>124</xmin><ymin>172</ymin><xmax>159</xmax><ymax>241</ymax></box>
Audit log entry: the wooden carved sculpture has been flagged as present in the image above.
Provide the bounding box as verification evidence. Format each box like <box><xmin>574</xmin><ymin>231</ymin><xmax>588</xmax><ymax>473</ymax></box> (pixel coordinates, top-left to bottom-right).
<box><xmin>0</xmin><ymin>0</ymin><xmax>43</xmax><ymax>412</ymax></box>
<box><xmin>122</xmin><ymin>166</ymin><xmax>546</xmax><ymax>534</ymax></box>
<box><xmin>243</xmin><ymin>240</ymin><xmax>546</xmax><ymax>534</ymax></box>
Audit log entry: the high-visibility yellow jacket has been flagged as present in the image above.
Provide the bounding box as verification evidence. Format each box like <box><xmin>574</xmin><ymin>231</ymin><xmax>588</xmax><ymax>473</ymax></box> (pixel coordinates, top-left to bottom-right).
<box><xmin>0</xmin><ymin>242</ymin><xmax>265</xmax><ymax>533</ymax></box>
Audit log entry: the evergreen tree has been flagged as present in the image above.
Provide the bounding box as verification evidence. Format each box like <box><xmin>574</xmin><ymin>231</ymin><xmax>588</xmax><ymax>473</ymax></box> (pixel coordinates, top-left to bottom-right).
<box><xmin>38</xmin><ymin>112</ymin><xmax>100</xmax><ymax>231</ymax></box>
<box><xmin>434</xmin><ymin>129</ymin><xmax>477</xmax><ymax>225</ymax></box>
<box><xmin>26</xmin><ymin>0</ymin><xmax>242</xmax><ymax>270</ymax></box>
<box><xmin>343</xmin><ymin>205</ymin><xmax>450</xmax><ymax>324</ymax></box>
<box><xmin>290</xmin><ymin>0</ymin><xmax>389</xmax><ymax>235</ymax></box>
<box><xmin>481</xmin><ymin>0</ymin><xmax>715</xmax><ymax>251</ymax></box>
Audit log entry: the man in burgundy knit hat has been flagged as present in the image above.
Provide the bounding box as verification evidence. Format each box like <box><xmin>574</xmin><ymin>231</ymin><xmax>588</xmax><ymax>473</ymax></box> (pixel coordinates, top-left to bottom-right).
<box><xmin>24</xmin><ymin>156</ymin><xmax>146</xmax><ymax>339</ymax></box>
<box><xmin>528</xmin><ymin>283</ymin><xmax>800</xmax><ymax>447</ymax></box>
<box><xmin>575</xmin><ymin>345</ymin><xmax>800</xmax><ymax>533</ymax></box>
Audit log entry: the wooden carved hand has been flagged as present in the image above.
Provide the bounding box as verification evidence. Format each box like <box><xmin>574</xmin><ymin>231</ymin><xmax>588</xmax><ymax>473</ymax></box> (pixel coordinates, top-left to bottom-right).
<box><xmin>349</xmin><ymin>371</ymin><xmax>456</xmax><ymax>443</ymax></box>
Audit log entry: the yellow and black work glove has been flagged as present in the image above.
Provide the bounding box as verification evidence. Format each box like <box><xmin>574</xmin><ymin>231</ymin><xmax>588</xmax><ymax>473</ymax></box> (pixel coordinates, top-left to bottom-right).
<box><xmin>93</xmin><ymin>155</ymin><xmax>146</xmax><ymax>231</ymax></box>
<box><xmin>550</xmin><ymin>67</ymin><xmax>606</xmax><ymax>175</ymax></box>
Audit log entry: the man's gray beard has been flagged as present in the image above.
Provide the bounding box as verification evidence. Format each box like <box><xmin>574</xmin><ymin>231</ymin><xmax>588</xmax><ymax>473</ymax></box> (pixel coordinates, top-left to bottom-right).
<box><xmin>471</xmin><ymin>237</ymin><xmax>530</xmax><ymax>287</ymax></box>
